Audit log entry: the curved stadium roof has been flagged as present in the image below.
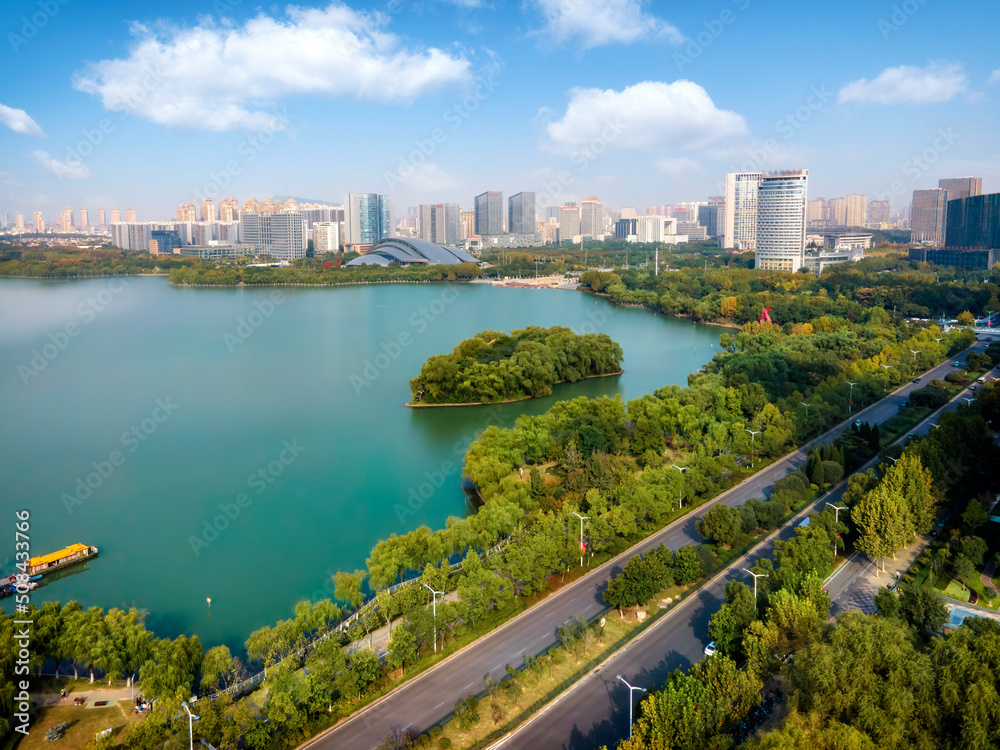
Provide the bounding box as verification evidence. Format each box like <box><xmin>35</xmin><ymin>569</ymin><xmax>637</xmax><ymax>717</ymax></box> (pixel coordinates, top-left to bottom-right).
<box><xmin>346</xmin><ymin>237</ymin><xmax>478</xmax><ymax>267</ymax></box>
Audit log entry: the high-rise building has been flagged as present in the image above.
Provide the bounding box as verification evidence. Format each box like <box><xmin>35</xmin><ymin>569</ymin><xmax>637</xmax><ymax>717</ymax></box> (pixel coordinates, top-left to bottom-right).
<box><xmin>944</xmin><ymin>193</ymin><xmax>1000</xmax><ymax>250</ymax></box>
<box><xmin>98</xmin><ymin>208</ymin><xmax>106</xmax><ymax>227</ymax></box>
<box><xmin>313</xmin><ymin>222</ymin><xmax>340</xmax><ymax>254</ymax></box>
<box><xmin>110</xmin><ymin>208</ymin><xmax>121</xmax><ymax>223</ymax></box>
<box><xmin>636</xmin><ymin>216</ymin><xmax>667</xmax><ymax>243</ymax></box>
<box><xmin>60</xmin><ymin>207</ymin><xmax>73</xmax><ymax>232</ymax></box>
<box><xmin>867</xmin><ymin>200</ymin><xmax>891</xmax><ymax>227</ymax></box>
<box><xmin>474</xmin><ymin>191</ymin><xmax>504</xmax><ymax>236</ymax></box>
<box><xmin>199</xmin><ymin>198</ymin><xmax>215</xmax><ymax>222</ymax></box>
<box><xmin>614</xmin><ymin>218</ymin><xmax>638</xmax><ymax>239</ymax></box>
<box><xmin>698</xmin><ymin>197</ymin><xmax>725</xmax><ymax>239</ymax></box>
<box><xmin>460</xmin><ymin>210</ymin><xmax>475</xmax><ymax>239</ymax></box>
<box><xmin>14</xmin><ymin>212</ymin><xmax>24</xmax><ymax>230</ymax></box>
<box><xmin>150</xmin><ymin>229</ymin><xmax>182</xmax><ymax>256</ymax></box>
<box><xmin>580</xmin><ymin>197</ymin><xmax>603</xmax><ymax>238</ymax></box>
<box><xmin>939</xmin><ymin>177</ymin><xmax>982</xmax><ymax>202</ymax></box>
<box><xmin>559</xmin><ymin>204</ymin><xmax>581</xmax><ymax>242</ymax></box>
<box><xmin>219</xmin><ymin>198</ymin><xmax>240</xmax><ymax>222</ymax></box>
<box><xmin>176</xmin><ymin>202</ymin><xmax>197</xmax><ymax>222</ymax></box>
<box><xmin>844</xmin><ymin>194</ymin><xmax>866</xmax><ymax>227</ymax></box>
<box><xmin>242</xmin><ymin>197</ymin><xmax>259</xmax><ymax>214</ymax></box>
<box><xmin>827</xmin><ymin>197</ymin><xmax>846</xmax><ymax>226</ymax></box>
<box><xmin>724</xmin><ymin>172</ymin><xmax>762</xmax><ymax>249</ymax></box>
<box><xmin>418</xmin><ymin>203</ymin><xmax>461</xmax><ymax>246</ymax></box>
<box><xmin>125</xmin><ymin>208</ymin><xmax>137</xmax><ymax>222</ymax></box>
<box><xmin>33</xmin><ymin>211</ymin><xmax>44</xmax><ymax>232</ymax></box>
<box><xmin>755</xmin><ymin>170</ymin><xmax>808</xmax><ymax>272</ymax></box>
<box><xmin>240</xmin><ymin>211</ymin><xmax>306</xmax><ymax>260</ymax></box>
<box><xmin>79</xmin><ymin>208</ymin><xmax>89</xmax><ymax>230</ymax></box>
<box><xmin>343</xmin><ymin>193</ymin><xmax>393</xmax><ymax>247</ymax></box>
<box><xmin>508</xmin><ymin>192</ymin><xmax>536</xmax><ymax>236</ymax></box>
<box><xmin>621</xmin><ymin>206</ymin><xmax>637</xmax><ymax>220</ymax></box>
<box><xmin>911</xmin><ymin>189</ymin><xmax>947</xmax><ymax>244</ymax></box>
<box><xmin>807</xmin><ymin>198</ymin><xmax>827</xmax><ymax>224</ymax></box>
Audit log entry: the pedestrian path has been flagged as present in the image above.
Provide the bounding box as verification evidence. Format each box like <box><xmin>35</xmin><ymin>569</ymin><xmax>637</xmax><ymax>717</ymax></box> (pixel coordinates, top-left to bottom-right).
<box><xmin>981</xmin><ymin>559</ymin><xmax>999</xmax><ymax>594</ymax></box>
<box><xmin>828</xmin><ymin>536</ymin><xmax>930</xmax><ymax>616</ymax></box>
<box><xmin>345</xmin><ymin>590</ymin><xmax>460</xmax><ymax>656</ymax></box>
<box><xmin>33</xmin><ymin>686</ymin><xmax>136</xmax><ymax>707</ymax></box>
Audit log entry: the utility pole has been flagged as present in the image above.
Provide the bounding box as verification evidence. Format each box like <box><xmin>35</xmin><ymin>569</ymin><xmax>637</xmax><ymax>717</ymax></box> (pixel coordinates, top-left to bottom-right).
<box><xmin>655</xmin><ymin>249</ymin><xmax>658</xmax><ymax>276</ymax></box>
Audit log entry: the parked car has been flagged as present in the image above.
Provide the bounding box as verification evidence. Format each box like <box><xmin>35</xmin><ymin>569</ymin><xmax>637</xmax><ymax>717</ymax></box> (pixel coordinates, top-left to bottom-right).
<box><xmin>704</xmin><ymin>641</ymin><xmax>717</xmax><ymax>657</ymax></box>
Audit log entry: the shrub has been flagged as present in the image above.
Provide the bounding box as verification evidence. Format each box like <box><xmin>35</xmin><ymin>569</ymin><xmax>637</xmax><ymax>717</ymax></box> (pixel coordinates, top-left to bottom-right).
<box><xmin>822</xmin><ymin>460</ymin><xmax>844</xmax><ymax>485</ymax></box>
<box><xmin>430</xmin><ymin>726</ymin><xmax>443</xmax><ymax>738</ymax></box>
<box><xmin>438</xmin><ymin>739</ymin><xmax>453</xmax><ymax>749</ymax></box>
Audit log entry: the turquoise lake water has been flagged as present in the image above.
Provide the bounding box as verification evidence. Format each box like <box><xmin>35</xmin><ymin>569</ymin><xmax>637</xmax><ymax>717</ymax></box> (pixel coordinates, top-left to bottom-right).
<box><xmin>0</xmin><ymin>277</ymin><xmax>720</xmax><ymax>650</ymax></box>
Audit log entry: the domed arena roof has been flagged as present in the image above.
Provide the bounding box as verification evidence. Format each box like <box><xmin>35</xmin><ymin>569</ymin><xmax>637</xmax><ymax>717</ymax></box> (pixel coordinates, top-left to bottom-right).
<box><xmin>346</xmin><ymin>237</ymin><xmax>478</xmax><ymax>266</ymax></box>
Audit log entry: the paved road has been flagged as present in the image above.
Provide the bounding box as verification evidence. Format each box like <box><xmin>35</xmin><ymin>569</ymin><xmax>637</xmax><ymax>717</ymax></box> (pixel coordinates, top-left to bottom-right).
<box><xmin>496</xmin><ymin>339</ymin><xmax>995</xmax><ymax>750</ymax></box>
<box><xmin>305</xmin><ymin>339</ymin><xmax>990</xmax><ymax>750</ymax></box>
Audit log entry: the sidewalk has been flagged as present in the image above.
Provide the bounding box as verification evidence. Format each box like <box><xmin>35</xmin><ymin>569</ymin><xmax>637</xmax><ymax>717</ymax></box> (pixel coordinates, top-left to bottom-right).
<box><xmin>33</xmin><ymin>686</ymin><xmax>137</xmax><ymax>707</ymax></box>
<box><xmin>981</xmin><ymin>559</ymin><xmax>1000</xmax><ymax>595</ymax></box>
<box><xmin>344</xmin><ymin>591</ymin><xmax>460</xmax><ymax>657</ymax></box>
<box><xmin>828</xmin><ymin>535</ymin><xmax>931</xmax><ymax>616</ymax></box>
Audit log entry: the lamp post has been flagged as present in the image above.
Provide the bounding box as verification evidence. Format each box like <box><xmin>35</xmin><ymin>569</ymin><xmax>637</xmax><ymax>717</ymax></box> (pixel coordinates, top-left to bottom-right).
<box><xmin>826</xmin><ymin>504</ymin><xmax>848</xmax><ymax>556</ymax></box>
<box><xmin>930</xmin><ymin>422</ymin><xmax>940</xmax><ymax>429</ymax></box>
<box><xmin>423</xmin><ymin>584</ymin><xmax>443</xmax><ymax>653</ymax></box>
<box><xmin>571</xmin><ymin>511</ymin><xmax>590</xmax><ymax>567</ymax></box>
<box><xmin>616</xmin><ymin>675</ymin><xmax>647</xmax><ymax>742</ymax></box>
<box><xmin>910</xmin><ymin>349</ymin><xmax>921</xmax><ymax>362</ymax></box>
<box><xmin>745</xmin><ymin>429</ymin><xmax>760</xmax><ymax>467</ymax></box>
<box><xmin>671</xmin><ymin>464</ymin><xmax>688</xmax><ymax>508</ymax></box>
<box><xmin>880</xmin><ymin>364</ymin><xmax>895</xmax><ymax>391</ymax></box>
<box><xmin>846</xmin><ymin>381</ymin><xmax>858</xmax><ymax>412</ymax></box>
<box><xmin>885</xmin><ymin>455</ymin><xmax>899</xmax><ymax>464</ymax></box>
<box><xmin>742</xmin><ymin>568</ymin><xmax>769</xmax><ymax>600</ymax></box>
<box><xmin>181</xmin><ymin>702</ymin><xmax>198</xmax><ymax>750</ymax></box>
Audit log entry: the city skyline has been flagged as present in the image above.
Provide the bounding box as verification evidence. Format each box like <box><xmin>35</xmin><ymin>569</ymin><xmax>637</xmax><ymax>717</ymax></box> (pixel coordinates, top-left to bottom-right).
<box><xmin>1</xmin><ymin>0</ymin><xmax>999</xmax><ymax>221</ymax></box>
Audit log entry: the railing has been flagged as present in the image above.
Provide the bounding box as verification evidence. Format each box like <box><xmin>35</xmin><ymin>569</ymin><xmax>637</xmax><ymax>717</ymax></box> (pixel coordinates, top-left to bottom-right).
<box><xmin>200</xmin><ymin>536</ymin><xmax>512</xmax><ymax>702</ymax></box>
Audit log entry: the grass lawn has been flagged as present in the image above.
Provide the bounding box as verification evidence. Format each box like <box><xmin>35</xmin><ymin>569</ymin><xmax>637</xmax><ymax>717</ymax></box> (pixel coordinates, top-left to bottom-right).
<box><xmin>17</xmin><ymin>703</ymin><xmax>143</xmax><ymax>750</ymax></box>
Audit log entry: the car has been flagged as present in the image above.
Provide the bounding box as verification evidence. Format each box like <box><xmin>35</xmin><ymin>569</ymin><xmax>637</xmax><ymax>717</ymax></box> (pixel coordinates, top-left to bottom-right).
<box><xmin>907</xmin><ymin>433</ymin><xmax>916</xmax><ymax>439</ymax></box>
<box><xmin>913</xmin><ymin>377</ymin><xmax>921</xmax><ymax>383</ymax></box>
<box><xmin>704</xmin><ymin>641</ymin><xmax>717</xmax><ymax>657</ymax></box>
<box><xmin>854</xmin><ymin>419</ymin><xmax>863</xmax><ymax>427</ymax></box>
<box><xmin>954</xmin><ymin>361</ymin><xmax>962</xmax><ymax>367</ymax></box>
<box><xmin>970</xmin><ymin>385</ymin><xmax>977</xmax><ymax>391</ymax></box>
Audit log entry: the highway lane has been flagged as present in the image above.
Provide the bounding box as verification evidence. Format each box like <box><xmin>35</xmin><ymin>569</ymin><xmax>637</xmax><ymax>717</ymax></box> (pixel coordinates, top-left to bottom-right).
<box><xmin>497</xmin><ymin>338</ymin><xmax>995</xmax><ymax>750</ymax></box>
<box><xmin>305</xmin><ymin>341</ymin><xmax>988</xmax><ymax>749</ymax></box>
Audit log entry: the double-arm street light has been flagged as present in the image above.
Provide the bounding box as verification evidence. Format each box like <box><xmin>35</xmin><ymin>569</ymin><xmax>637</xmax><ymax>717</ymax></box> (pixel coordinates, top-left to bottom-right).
<box><xmin>423</xmin><ymin>584</ymin><xmax>444</xmax><ymax>653</ymax></box>
<box><xmin>846</xmin><ymin>381</ymin><xmax>858</xmax><ymax>412</ymax></box>
<box><xmin>745</xmin><ymin>429</ymin><xmax>760</xmax><ymax>467</ymax></box>
<box><xmin>880</xmin><ymin>364</ymin><xmax>895</xmax><ymax>391</ymax></box>
<box><xmin>743</xmin><ymin>568</ymin><xmax>769</xmax><ymax>600</ymax></box>
<box><xmin>616</xmin><ymin>675</ymin><xmax>647</xmax><ymax>741</ymax></box>
<box><xmin>181</xmin><ymin>702</ymin><xmax>199</xmax><ymax>750</ymax></box>
<box><xmin>910</xmin><ymin>349</ymin><xmax>921</xmax><ymax>362</ymax></box>
<box><xmin>826</xmin><ymin>504</ymin><xmax>848</xmax><ymax>556</ymax></box>
<box><xmin>571</xmin><ymin>511</ymin><xmax>591</xmax><ymax>568</ymax></box>
<box><xmin>671</xmin><ymin>464</ymin><xmax>688</xmax><ymax>508</ymax></box>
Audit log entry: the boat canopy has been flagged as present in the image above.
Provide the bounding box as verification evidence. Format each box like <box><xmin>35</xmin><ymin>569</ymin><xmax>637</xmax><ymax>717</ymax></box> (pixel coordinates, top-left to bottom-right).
<box><xmin>28</xmin><ymin>543</ymin><xmax>91</xmax><ymax>567</ymax></box>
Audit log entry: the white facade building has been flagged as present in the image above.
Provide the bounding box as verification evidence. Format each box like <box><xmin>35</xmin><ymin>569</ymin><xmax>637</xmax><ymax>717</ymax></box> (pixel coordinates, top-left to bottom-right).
<box><xmin>313</xmin><ymin>222</ymin><xmax>340</xmax><ymax>254</ymax></box>
<box><xmin>724</xmin><ymin>172</ymin><xmax>762</xmax><ymax>250</ymax></box>
<box><xmin>755</xmin><ymin>170</ymin><xmax>808</xmax><ymax>272</ymax></box>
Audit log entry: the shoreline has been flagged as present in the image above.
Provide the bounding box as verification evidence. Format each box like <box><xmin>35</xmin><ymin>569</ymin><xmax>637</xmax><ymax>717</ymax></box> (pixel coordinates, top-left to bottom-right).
<box><xmin>405</xmin><ymin>370</ymin><xmax>624</xmax><ymax>408</ymax></box>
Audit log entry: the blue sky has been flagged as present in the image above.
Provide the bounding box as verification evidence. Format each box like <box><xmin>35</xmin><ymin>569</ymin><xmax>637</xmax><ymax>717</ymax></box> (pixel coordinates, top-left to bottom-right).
<box><xmin>2</xmin><ymin>0</ymin><xmax>999</xmax><ymax>222</ymax></box>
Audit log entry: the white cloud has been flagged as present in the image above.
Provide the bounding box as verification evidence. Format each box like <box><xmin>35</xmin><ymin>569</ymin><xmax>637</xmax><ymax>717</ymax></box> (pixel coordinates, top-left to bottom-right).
<box><xmin>546</xmin><ymin>81</ymin><xmax>747</xmax><ymax>154</ymax></box>
<box><xmin>989</xmin><ymin>68</ymin><xmax>1000</xmax><ymax>86</ymax></box>
<box><xmin>656</xmin><ymin>156</ymin><xmax>701</xmax><ymax>175</ymax></box>
<box><xmin>397</xmin><ymin>162</ymin><xmax>460</xmax><ymax>192</ymax></box>
<box><xmin>838</xmin><ymin>61</ymin><xmax>968</xmax><ymax>105</ymax></box>
<box><xmin>73</xmin><ymin>3</ymin><xmax>473</xmax><ymax>132</ymax></box>
<box><xmin>31</xmin><ymin>151</ymin><xmax>91</xmax><ymax>180</ymax></box>
<box><xmin>0</xmin><ymin>103</ymin><xmax>45</xmax><ymax>137</ymax></box>
<box><xmin>531</xmin><ymin>0</ymin><xmax>683</xmax><ymax>49</ymax></box>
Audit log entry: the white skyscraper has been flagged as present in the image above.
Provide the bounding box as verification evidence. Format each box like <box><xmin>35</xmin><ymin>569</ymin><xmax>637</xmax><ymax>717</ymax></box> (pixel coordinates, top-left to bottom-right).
<box><xmin>580</xmin><ymin>197</ymin><xmax>603</xmax><ymax>238</ymax></box>
<box><xmin>313</xmin><ymin>222</ymin><xmax>340</xmax><ymax>254</ymax></box>
<box><xmin>724</xmin><ymin>172</ymin><xmax>762</xmax><ymax>250</ymax></box>
<box><xmin>755</xmin><ymin>170</ymin><xmax>808</xmax><ymax>272</ymax></box>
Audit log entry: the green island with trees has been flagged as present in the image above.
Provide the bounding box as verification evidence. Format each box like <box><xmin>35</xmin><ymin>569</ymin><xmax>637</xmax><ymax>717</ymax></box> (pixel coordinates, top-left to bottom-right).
<box><xmin>408</xmin><ymin>326</ymin><xmax>624</xmax><ymax>405</ymax></box>
<box><xmin>3</xmin><ymin>245</ymin><xmax>1000</xmax><ymax>750</ymax></box>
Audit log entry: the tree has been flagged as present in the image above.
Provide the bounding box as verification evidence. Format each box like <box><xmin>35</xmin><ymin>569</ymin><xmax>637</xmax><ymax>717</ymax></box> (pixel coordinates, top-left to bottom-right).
<box><xmin>201</xmin><ymin>645</ymin><xmax>233</xmax><ymax>691</ymax></box>
<box><xmin>958</xmin><ymin>536</ymin><xmax>988</xmax><ymax>566</ymax></box>
<box><xmin>696</xmin><ymin>504</ymin><xmax>742</xmax><ymax>547</ymax></box>
<box><xmin>335</xmin><ymin>570</ymin><xmax>367</xmax><ymax>614</ymax></box>
<box><xmin>963</xmin><ymin>498</ymin><xmax>988</xmax><ymax>530</ymax></box>
<box><xmin>673</xmin><ymin>546</ymin><xmax>702</xmax><ymax>586</ymax></box>
<box><xmin>707</xmin><ymin>581</ymin><xmax>757</xmax><ymax>655</ymax></box>
<box><xmin>953</xmin><ymin>555</ymin><xmax>977</xmax><ymax>587</ymax></box>
<box><xmin>386</xmin><ymin>627</ymin><xmax>418</xmax><ymax>677</ymax></box>
<box><xmin>957</xmin><ymin>310</ymin><xmax>975</xmax><ymax>326</ymax></box>
<box><xmin>897</xmin><ymin>583</ymin><xmax>948</xmax><ymax>634</ymax></box>
<box><xmin>874</xmin><ymin>587</ymin><xmax>901</xmax><ymax>620</ymax></box>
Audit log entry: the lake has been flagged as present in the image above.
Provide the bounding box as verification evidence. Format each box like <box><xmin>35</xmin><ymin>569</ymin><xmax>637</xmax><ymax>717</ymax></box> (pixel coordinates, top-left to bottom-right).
<box><xmin>0</xmin><ymin>277</ymin><xmax>721</xmax><ymax>650</ymax></box>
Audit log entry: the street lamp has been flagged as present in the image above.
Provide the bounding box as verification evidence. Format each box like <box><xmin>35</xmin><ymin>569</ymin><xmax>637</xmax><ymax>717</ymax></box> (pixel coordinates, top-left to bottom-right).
<box><xmin>846</xmin><ymin>381</ymin><xmax>858</xmax><ymax>412</ymax></box>
<box><xmin>181</xmin><ymin>702</ymin><xmax>199</xmax><ymax>750</ymax></box>
<box><xmin>910</xmin><ymin>349</ymin><xmax>921</xmax><ymax>362</ymax></box>
<box><xmin>880</xmin><ymin>364</ymin><xmax>895</xmax><ymax>391</ymax></box>
<box><xmin>930</xmin><ymin>422</ymin><xmax>940</xmax><ymax>429</ymax></box>
<box><xmin>616</xmin><ymin>675</ymin><xmax>647</xmax><ymax>742</ymax></box>
<box><xmin>885</xmin><ymin>456</ymin><xmax>900</xmax><ymax>464</ymax></box>
<box><xmin>826</xmin><ymin>504</ymin><xmax>848</xmax><ymax>556</ymax></box>
<box><xmin>571</xmin><ymin>511</ymin><xmax>591</xmax><ymax>567</ymax></box>
<box><xmin>671</xmin><ymin>464</ymin><xmax>689</xmax><ymax>508</ymax></box>
<box><xmin>423</xmin><ymin>584</ymin><xmax>444</xmax><ymax>654</ymax></box>
<box><xmin>742</xmin><ymin>568</ymin><xmax>769</xmax><ymax>599</ymax></box>
<box><xmin>745</xmin><ymin>429</ymin><xmax>760</xmax><ymax>467</ymax></box>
